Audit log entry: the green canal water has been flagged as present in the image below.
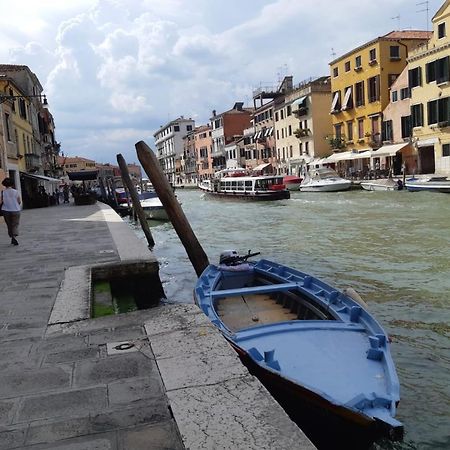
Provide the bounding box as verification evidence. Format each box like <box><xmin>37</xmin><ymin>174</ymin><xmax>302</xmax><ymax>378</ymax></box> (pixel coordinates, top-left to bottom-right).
<box><xmin>128</xmin><ymin>188</ymin><xmax>450</xmax><ymax>450</ymax></box>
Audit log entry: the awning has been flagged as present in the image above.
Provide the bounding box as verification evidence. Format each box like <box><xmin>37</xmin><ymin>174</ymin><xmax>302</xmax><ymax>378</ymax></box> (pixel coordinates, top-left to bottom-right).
<box><xmin>291</xmin><ymin>96</ymin><xmax>307</xmax><ymax>108</ymax></box>
<box><xmin>67</xmin><ymin>170</ymin><xmax>98</xmax><ymax>181</ymax></box>
<box><xmin>323</xmin><ymin>151</ymin><xmax>354</xmax><ymax>163</ymax></box>
<box><xmin>347</xmin><ymin>149</ymin><xmax>372</xmax><ymax>159</ymax></box>
<box><xmin>21</xmin><ymin>172</ymin><xmax>61</xmax><ymax>183</ymax></box>
<box><xmin>254</xmin><ymin>131</ymin><xmax>262</xmax><ymax>140</ymax></box>
<box><xmin>371</xmin><ymin>142</ymin><xmax>409</xmax><ymax>157</ymax></box>
<box><xmin>252</xmin><ymin>162</ymin><xmax>272</xmax><ymax>172</ymax></box>
<box><xmin>265</xmin><ymin>127</ymin><xmax>274</xmax><ymax>137</ymax></box>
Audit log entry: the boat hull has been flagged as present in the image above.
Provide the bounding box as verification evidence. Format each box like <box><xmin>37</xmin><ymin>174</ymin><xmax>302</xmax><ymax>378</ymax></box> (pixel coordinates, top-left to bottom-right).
<box><xmin>236</xmin><ymin>347</ymin><xmax>401</xmax><ymax>449</ymax></box>
<box><xmin>200</xmin><ymin>189</ymin><xmax>290</xmax><ymax>201</ymax></box>
<box><xmin>405</xmin><ymin>180</ymin><xmax>450</xmax><ymax>193</ymax></box>
<box><xmin>300</xmin><ymin>182</ymin><xmax>351</xmax><ymax>192</ymax></box>
<box><xmin>360</xmin><ymin>181</ymin><xmax>399</xmax><ymax>191</ymax></box>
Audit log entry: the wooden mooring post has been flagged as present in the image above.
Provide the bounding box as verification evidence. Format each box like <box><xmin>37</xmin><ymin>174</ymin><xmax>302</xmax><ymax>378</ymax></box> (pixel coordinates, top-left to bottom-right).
<box><xmin>117</xmin><ymin>153</ymin><xmax>155</xmax><ymax>249</ymax></box>
<box><xmin>135</xmin><ymin>140</ymin><xmax>210</xmax><ymax>277</ymax></box>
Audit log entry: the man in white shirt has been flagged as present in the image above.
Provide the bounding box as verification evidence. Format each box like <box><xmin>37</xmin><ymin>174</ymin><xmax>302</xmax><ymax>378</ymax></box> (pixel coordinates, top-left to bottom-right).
<box><xmin>1</xmin><ymin>178</ymin><xmax>22</xmax><ymax>245</ymax></box>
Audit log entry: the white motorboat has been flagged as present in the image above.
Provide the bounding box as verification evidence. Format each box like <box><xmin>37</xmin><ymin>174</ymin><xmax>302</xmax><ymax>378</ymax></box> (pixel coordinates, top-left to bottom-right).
<box><xmin>140</xmin><ymin>197</ymin><xmax>169</xmax><ymax>220</ymax></box>
<box><xmin>405</xmin><ymin>176</ymin><xmax>450</xmax><ymax>193</ymax></box>
<box><xmin>360</xmin><ymin>178</ymin><xmax>403</xmax><ymax>191</ymax></box>
<box><xmin>300</xmin><ymin>168</ymin><xmax>351</xmax><ymax>192</ymax></box>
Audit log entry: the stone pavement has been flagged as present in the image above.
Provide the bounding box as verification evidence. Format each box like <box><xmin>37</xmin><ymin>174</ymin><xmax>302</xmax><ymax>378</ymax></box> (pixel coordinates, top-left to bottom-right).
<box><xmin>0</xmin><ymin>202</ymin><xmax>315</xmax><ymax>449</ymax></box>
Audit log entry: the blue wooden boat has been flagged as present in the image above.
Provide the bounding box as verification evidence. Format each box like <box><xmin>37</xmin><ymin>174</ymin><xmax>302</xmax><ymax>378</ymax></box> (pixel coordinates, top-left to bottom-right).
<box><xmin>195</xmin><ymin>251</ymin><xmax>403</xmax><ymax>448</ymax></box>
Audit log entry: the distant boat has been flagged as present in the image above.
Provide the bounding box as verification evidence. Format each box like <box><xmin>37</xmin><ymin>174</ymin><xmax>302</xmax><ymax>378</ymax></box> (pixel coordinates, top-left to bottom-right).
<box><xmin>283</xmin><ymin>175</ymin><xmax>303</xmax><ymax>191</ymax></box>
<box><xmin>199</xmin><ymin>170</ymin><xmax>290</xmax><ymax>201</ymax></box>
<box><xmin>300</xmin><ymin>167</ymin><xmax>351</xmax><ymax>192</ymax></box>
<box><xmin>140</xmin><ymin>197</ymin><xmax>169</xmax><ymax>221</ymax></box>
<box><xmin>195</xmin><ymin>251</ymin><xmax>403</xmax><ymax>448</ymax></box>
<box><xmin>361</xmin><ymin>178</ymin><xmax>403</xmax><ymax>191</ymax></box>
<box><xmin>405</xmin><ymin>176</ymin><xmax>450</xmax><ymax>193</ymax></box>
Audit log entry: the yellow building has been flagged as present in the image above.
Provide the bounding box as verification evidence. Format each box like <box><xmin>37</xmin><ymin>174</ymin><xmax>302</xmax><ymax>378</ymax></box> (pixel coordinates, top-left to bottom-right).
<box><xmin>329</xmin><ymin>31</ymin><xmax>430</xmax><ymax>154</ymax></box>
<box><xmin>0</xmin><ymin>77</ymin><xmax>34</xmax><ymax>185</ymax></box>
<box><xmin>407</xmin><ymin>0</ymin><xmax>450</xmax><ymax>175</ymax></box>
<box><xmin>59</xmin><ymin>156</ymin><xmax>97</xmax><ymax>174</ymax></box>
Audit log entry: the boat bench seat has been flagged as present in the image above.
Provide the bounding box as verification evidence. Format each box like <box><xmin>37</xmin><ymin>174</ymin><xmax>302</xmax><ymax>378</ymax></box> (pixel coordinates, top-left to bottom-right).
<box><xmin>210</xmin><ymin>282</ymin><xmax>298</xmax><ymax>299</ymax></box>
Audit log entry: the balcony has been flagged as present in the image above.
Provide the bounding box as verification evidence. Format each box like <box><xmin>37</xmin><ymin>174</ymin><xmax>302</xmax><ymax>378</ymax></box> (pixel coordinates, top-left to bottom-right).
<box><xmin>293</xmin><ymin>107</ymin><xmax>308</xmax><ymax>117</ymax></box>
<box><xmin>25</xmin><ymin>153</ymin><xmax>41</xmax><ymax>172</ymax></box>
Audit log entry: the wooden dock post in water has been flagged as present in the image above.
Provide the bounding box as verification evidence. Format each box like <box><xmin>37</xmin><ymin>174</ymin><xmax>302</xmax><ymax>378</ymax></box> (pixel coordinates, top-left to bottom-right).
<box><xmin>135</xmin><ymin>140</ymin><xmax>210</xmax><ymax>277</ymax></box>
<box><xmin>117</xmin><ymin>153</ymin><xmax>155</xmax><ymax>249</ymax></box>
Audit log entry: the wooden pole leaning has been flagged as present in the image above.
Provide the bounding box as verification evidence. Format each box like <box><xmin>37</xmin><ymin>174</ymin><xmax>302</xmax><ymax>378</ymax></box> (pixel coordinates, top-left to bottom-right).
<box><xmin>117</xmin><ymin>153</ymin><xmax>155</xmax><ymax>249</ymax></box>
<box><xmin>135</xmin><ymin>140</ymin><xmax>210</xmax><ymax>277</ymax></box>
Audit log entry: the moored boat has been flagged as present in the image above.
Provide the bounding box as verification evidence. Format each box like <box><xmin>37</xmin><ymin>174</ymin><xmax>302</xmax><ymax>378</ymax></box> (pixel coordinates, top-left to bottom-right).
<box><xmin>283</xmin><ymin>175</ymin><xmax>303</xmax><ymax>191</ymax></box>
<box><xmin>360</xmin><ymin>178</ymin><xmax>403</xmax><ymax>191</ymax></box>
<box><xmin>300</xmin><ymin>167</ymin><xmax>351</xmax><ymax>192</ymax></box>
<box><xmin>195</xmin><ymin>251</ymin><xmax>403</xmax><ymax>448</ymax></box>
<box><xmin>140</xmin><ymin>196</ymin><xmax>169</xmax><ymax>220</ymax></box>
<box><xmin>199</xmin><ymin>172</ymin><xmax>290</xmax><ymax>201</ymax></box>
<box><xmin>405</xmin><ymin>176</ymin><xmax>450</xmax><ymax>193</ymax></box>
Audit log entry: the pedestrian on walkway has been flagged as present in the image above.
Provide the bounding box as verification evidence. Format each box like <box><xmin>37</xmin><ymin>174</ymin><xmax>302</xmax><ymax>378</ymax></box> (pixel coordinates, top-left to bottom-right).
<box><xmin>1</xmin><ymin>178</ymin><xmax>22</xmax><ymax>245</ymax></box>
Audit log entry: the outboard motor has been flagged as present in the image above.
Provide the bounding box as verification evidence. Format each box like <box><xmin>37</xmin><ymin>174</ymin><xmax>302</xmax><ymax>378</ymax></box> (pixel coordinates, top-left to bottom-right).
<box><xmin>219</xmin><ymin>250</ymin><xmax>240</xmax><ymax>266</ymax></box>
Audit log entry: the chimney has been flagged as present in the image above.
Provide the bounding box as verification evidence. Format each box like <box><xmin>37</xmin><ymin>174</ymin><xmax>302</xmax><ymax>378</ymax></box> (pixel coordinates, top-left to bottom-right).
<box><xmin>212</xmin><ymin>110</ymin><xmax>216</xmax><ymax>116</ymax></box>
<box><xmin>233</xmin><ymin>102</ymin><xmax>244</xmax><ymax>111</ymax></box>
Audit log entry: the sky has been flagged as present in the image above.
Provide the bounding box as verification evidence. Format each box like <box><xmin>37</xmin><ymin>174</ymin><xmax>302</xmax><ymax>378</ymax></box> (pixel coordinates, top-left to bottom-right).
<box><xmin>0</xmin><ymin>0</ymin><xmax>443</xmax><ymax>166</ymax></box>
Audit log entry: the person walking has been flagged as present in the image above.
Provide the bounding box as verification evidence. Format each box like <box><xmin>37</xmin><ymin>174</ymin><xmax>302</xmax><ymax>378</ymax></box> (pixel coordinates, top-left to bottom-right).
<box><xmin>1</xmin><ymin>178</ymin><xmax>22</xmax><ymax>245</ymax></box>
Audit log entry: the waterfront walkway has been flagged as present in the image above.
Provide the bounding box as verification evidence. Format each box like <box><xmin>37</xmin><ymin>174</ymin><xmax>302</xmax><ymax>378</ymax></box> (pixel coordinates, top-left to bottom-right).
<box><xmin>0</xmin><ymin>202</ymin><xmax>314</xmax><ymax>449</ymax></box>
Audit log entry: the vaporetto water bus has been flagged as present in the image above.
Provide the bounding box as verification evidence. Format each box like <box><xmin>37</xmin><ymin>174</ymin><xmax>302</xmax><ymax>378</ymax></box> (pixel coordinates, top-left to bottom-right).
<box><xmin>199</xmin><ymin>169</ymin><xmax>290</xmax><ymax>201</ymax></box>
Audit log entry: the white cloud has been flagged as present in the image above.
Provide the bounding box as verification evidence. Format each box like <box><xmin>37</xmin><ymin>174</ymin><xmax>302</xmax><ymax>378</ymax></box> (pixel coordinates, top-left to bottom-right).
<box><xmin>0</xmin><ymin>0</ymin><xmax>443</xmax><ymax>164</ymax></box>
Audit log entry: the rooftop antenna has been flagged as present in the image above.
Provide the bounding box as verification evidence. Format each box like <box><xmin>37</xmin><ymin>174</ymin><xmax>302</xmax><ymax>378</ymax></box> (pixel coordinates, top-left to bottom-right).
<box><xmin>416</xmin><ymin>1</ymin><xmax>430</xmax><ymax>31</ymax></box>
<box><xmin>391</xmin><ymin>14</ymin><xmax>400</xmax><ymax>30</ymax></box>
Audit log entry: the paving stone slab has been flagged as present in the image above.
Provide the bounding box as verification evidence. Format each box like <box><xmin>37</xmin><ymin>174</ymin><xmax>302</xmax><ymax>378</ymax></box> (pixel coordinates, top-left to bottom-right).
<box><xmin>108</xmin><ymin>376</ymin><xmax>166</xmax><ymax>406</ymax></box>
<box><xmin>0</xmin><ymin>426</ymin><xmax>27</xmax><ymax>450</ymax></box>
<box><xmin>0</xmin><ymin>399</ymin><xmax>15</xmax><ymax>426</ymax></box>
<box><xmin>44</xmin><ymin>347</ymin><xmax>100</xmax><ymax>364</ymax></box>
<box><xmin>0</xmin><ymin>366</ymin><xmax>71</xmax><ymax>398</ymax></box>
<box><xmin>167</xmin><ymin>374</ymin><xmax>315</xmax><ymax>450</ymax></box>
<box><xmin>118</xmin><ymin>421</ymin><xmax>183</xmax><ymax>450</ymax></box>
<box><xmin>73</xmin><ymin>352</ymin><xmax>156</xmax><ymax>387</ymax></box>
<box><xmin>25</xmin><ymin>402</ymin><xmax>171</xmax><ymax>446</ymax></box>
<box><xmin>25</xmin><ymin>432</ymin><xmax>118</xmax><ymax>450</ymax></box>
<box><xmin>16</xmin><ymin>386</ymin><xmax>108</xmax><ymax>423</ymax></box>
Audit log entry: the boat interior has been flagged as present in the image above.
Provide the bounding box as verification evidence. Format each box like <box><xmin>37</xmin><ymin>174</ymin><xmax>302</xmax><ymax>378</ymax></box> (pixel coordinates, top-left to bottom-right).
<box><xmin>214</xmin><ymin>274</ymin><xmax>335</xmax><ymax>332</ymax></box>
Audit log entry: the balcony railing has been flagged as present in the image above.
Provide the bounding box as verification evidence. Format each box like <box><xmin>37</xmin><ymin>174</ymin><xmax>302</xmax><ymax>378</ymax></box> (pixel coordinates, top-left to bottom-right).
<box><xmin>25</xmin><ymin>153</ymin><xmax>41</xmax><ymax>172</ymax></box>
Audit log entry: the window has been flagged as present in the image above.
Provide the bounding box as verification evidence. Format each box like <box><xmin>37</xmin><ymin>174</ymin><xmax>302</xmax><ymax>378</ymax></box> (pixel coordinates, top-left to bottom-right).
<box><xmin>347</xmin><ymin>121</ymin><xmax>353</xmax><ymax>141</ymax></box>
<box><xmin>331</xmin><ymin>91</ymin><xmax>341</xmax><ymax>112</ymax></box>
<box><xmin>288</xmin><ymin>125</ymin><xmax>292</xmax><ymax>136</ymax></box>
<box><xmin>186</xmin><ymin>125</ymin><xmax>193</xmax><ymax>131</ymax></box>
<box><xmin>287</xmin><ymin>105</ymin><xmax>292</xmax><ymax>116</ymax></box>
<box><xmin>438</xmin><ymin>22</ymin><xmax>446</xmax><ymax>39</ymax></box>
<box><xmin>305</xmin><ymin>141</ymin><xmax>309</xmax><ymax>155</ymax></box>
<box><xmin>390</xmin><ymin>45</ymin><xmax>400</xmax><ymax>59</ymax></box>
<box><xmin>400</xmin><ymin>88</ymin><xmax>410</xmax><ymax>100</ymax></box>
<box><xmin>401</xmin><ymin>116</ymin><xmax>411</xmax><ymax>139</ymax></box>
<box><xmin>388</xmin><ymin>74</ymin><xmax>399</xmax><ymax>87</ymax></box>
<box><xmin>408</xmin><ymin>67</ymin><xmax>422</xmax><ymax>88</ymax></box>
<box><xmin>443</xmin><ymin>143</ymin><xmax>450</xmax><ymax>157</ymax></box>
<box><xmin>345</xmin><ymin>61</ymin><xmax>351</xmax><ymax>72</ymax></box>
<box><xmin>392</xmin><ymin>91</ymin><xmax>398</xmax><ymax>102</ymax></box>
<box><xmin>355</xmin><ymin>81</ymin><xmax>365</xmax><ymax>106</ymax></box>
<box><xmin>436</xmin><ymin>56</ymin><xmax>450</xmax><ymax>84</ymax></box>
<box><xmin>333</xmin><ymin>67</ymin><xmax>338</xmax><ymax>77</ymax></box>
<box><xmin>289</xmin><ymin>145</ymin><xmax>293</xmax><ymax>158</ymax></box>
<box><xmin>18</xmin><ymin>99</ymin><xmax>27</xmax><ymax>119</ymax></box>
<box><xmin>280</xmin><ymin>110</ymin><xmax>284</xmax><ymax>120</ymax></box>
<box><xmin>174</xmin><ymin>125</ymin><xmax>180</xmax><ymax>132</ymax></box>
<box><xmin>355</xmin><ymin>55</ymin><xmax>362</xmax><ymax>68</ymax></box>
<box><xmin>358</xmin><ymin>118</ymin><xmax>364</xmax><ymax>139</ymax></box>
<box><xmin>335</xmin><ymin>123</ymin><xmax>342</xmax><ymax>139</ymax></box>
<box><xmin>9</xmin><ymin>89</ymin><xmax>15</xmax><ymax>112</ymax></box>
<box><xmin>382</xmin><ymin>120</ymin><xmax>393</xmax><ymax>141</ymax></box>
<box><xmin>427</xmin><ymin>97</ymin><xmax>450</xmax><ymax>125</ymax></box>
<box><xmin>4</xmin><ymin>113</ymin><xmax>12</xmax><ymax>141</ymax></box>
<box><xmin>368</xmin><ymin>75</ymin><xmax>380</xmax><ymax>102</ymax></box>
<box><xmin>342</xmin><ymin>86</ymin><xmax>353</xmax><ymax>110</ymax></box>
<box><xmin>411</xmin><ymin>104</ymin><xmax>424</xmax><ymax>127</ymax></box>
<box><xmin>369</xmin><ymin>48</ymin><xmax>376</xmax><ymax>61</ymax></box>
<box><xmin>275</xmin><ymin>112</ymin><xmax>279</xmax><ymax>121</ymax></box>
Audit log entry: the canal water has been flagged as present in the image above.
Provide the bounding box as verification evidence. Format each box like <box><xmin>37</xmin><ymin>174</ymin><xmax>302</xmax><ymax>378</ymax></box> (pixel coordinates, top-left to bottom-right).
<box><xmin>128</xmin><ymin>188</ymin><xmax>450</xmax><ymax>450</ymax></box>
